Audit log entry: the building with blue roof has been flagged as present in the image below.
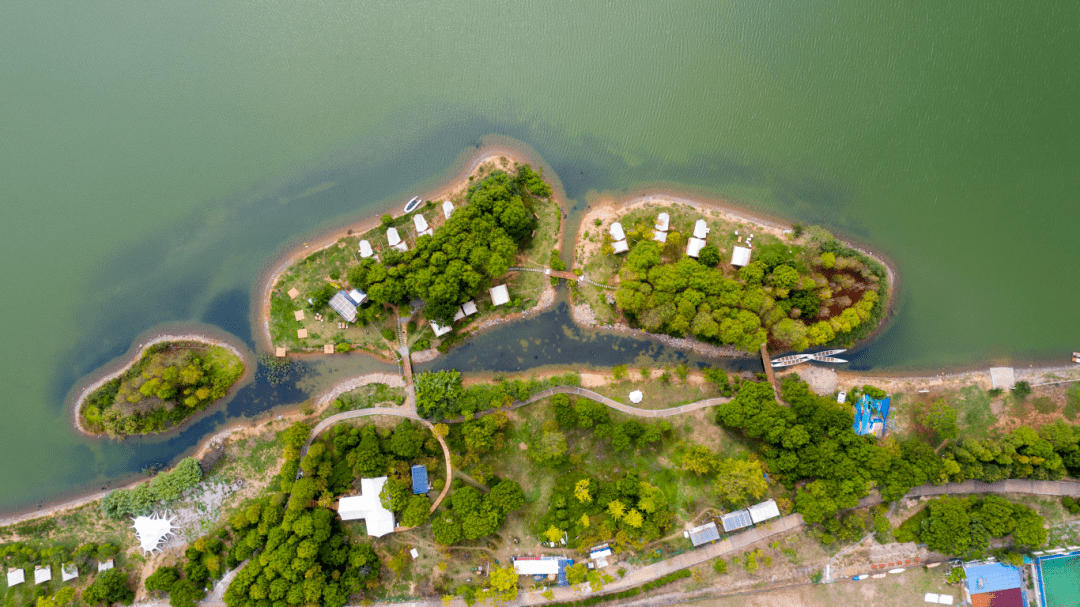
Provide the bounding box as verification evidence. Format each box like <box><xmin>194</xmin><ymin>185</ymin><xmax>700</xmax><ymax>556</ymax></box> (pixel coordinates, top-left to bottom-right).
<box><xmin>410</xmin><ymin>465</ymin><xmax>429</xmax><ymax>494</ymax></box>
<box><xmin>852</xmin><ymin>393</ymin><xmax>891</xmax><ymax>437</ymax></box>
<box><xmin>961</xmin><ymin>561</ymin><xmax>1025</xmax><ymax>607</ymax></box>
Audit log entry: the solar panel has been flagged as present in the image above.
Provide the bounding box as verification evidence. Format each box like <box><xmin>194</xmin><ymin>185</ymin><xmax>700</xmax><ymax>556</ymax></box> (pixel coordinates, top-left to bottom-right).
<box><xmin>721</xmin><ymin>510</ymin><xmax>752</xmax><ymax>532</ymax></box>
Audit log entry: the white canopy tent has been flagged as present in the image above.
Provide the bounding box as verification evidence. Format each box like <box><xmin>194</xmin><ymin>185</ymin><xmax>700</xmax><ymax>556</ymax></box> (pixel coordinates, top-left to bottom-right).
<box><xmin>132</xmin><ymin>512</ymin><xmax>177</xmax><ymax>554</ymax></box>
<box><xmin>413</xmin><ymin>214</ymin><xmax>433</xmax><ymax>237</ymax></box>
<box><xmin>731</xmin><ymin>246</ymin><xmax>752</xmax><ymax>267</ymax></box>
<box><xmin>7</xmin><ymin>568</ymin><xmax>24</xmax><ymax>588</ymax></box>
<box><xmin>609</xmin><ymin>222</ymin><xmax>626</xmax><ymax>242</ymax></box>
<box><xmin>692</xmin><ymin>219</ymin><xmax>709</xmax><ymax>239</ymax></box>
<box><xmin>686</xmin><ymin>237</ymin><xmax>706</xmax><ymax>258</ymax></box>
<box><xmin>34</xmin><ymin>567</ymin><xmax>51</xmax><ymax>585</ymax></box>
<box><xmin>358</xmin><ymin>239</ymin><xmax>375</xmax><ymax>259</ymax></box>
<box><xmin>490</xmin><ymin>285</ymin><xmax>510</xmax><ymax>306</ymax></box>
<box><xmin>61</xmin><ymin>564</ymin><xmax>78</xmax><ymax>582</ymax></box>
<box><xmin>655</xmin><ymin>212</ymin><xmax>669</xmax><ymax>232</ymax></box>
<box><xmin>629</xmin><ymin>390</ymin><xmax>643</xmax><ymax>404</ymax></box>
<box><xmin>442</xmin><ymin>200</ymin><xmax>455</xmax><ymax>219</ymax></box>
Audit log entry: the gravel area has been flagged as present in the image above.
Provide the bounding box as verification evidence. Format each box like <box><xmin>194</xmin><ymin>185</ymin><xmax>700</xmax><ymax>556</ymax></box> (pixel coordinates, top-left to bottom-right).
<box><xmin>162</xmin><ymin>479</ymin><xmax>246</xmax><ymax>547</ymax></box>
<box><xmin>313</xmin><ymin>373</ymin><xmax>406</xmax><ymax>410</ymax></box>
<box><xmin>779</xmin><ymin>366</ymin><xmax>839</xmax><ymax>396</ymax></box>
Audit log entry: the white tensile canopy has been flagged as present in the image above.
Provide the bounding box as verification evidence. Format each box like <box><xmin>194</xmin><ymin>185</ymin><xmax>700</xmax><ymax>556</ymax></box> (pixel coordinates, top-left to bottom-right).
<box><xmin>7</xmin><ymin>568</ymin><xmax>24</xmax><ymax>587</ymax></box>
<box><xmin>461</xmin><ymin>301</ymin><xmax>478</xmax><ymax>315</ymax></box>
<box><xmin>442</xmin><ymin>200</ymin><xmax>454</xmax><ymax>219</ymax></box>
<box><xmin>358</xmin><ymin>239</ymin><xmax>374</xmax><ymax>258</ymax></box>
<box><xmin>609</xmin><ymin>222</ymin><xmax>626</xmax><ymax>241</ymax></box>
<box><xmin>693</xmin><ymin>219</ymin><xmax>709</xmax><ymax>239</ymax></box>
<box><xmin>387</xmin><ymin>227</ymin><xmax>401</xmax><ymax>246</ymax></box>
<box><xmin>490</xmin><ymin>285</ymin><xmax>510</xmax><ymax>306</ymax></box>
<box><xmin>132</xmin><ymin>512</ymin><xmax>177</xmax><ymax>554</ymax></box>
<box><xmin>686</xmin><ymin>237</ymin><xmax>706</xmax><ymax>258</ymax></box>
<box><xmin>34</xmin><ymin>566</ymin><xmax>51</xmax><ymax>585</ymax></box>
<box><xmin>430</xmin><ymin>321</ymin><xmax>452</xmax><ymax>337</ymax></box>
<box><xmin>97</xmin><ymin>560</ymin><xmax>114</xmax><ymax>573</ymax></box>
<box><xmin>413</xmin><ymin>214</ymin><xmax>432</xmax><ymax>237</ymax></box>
<box><xmin>655</xmin><ymin>212</ymin><xmax>669</xmax><ymax>232</ymax></box>
<box><xmin>731</xmin><ymin>246</ymin><xmax>752</xmax><ymax>267</ymax></box>
<box><xmin>61</xmin><ymin>564</ymin><xmax>78</xmax><ymax>582</ymax></box>
<box><xmin>611</xmin><ymin>240</ymin><xmax>629</xmax><ymax>254</ymax></box>
<box><xmin>653</xmin><ymin>230</ymin><xmax>668</xmax><ymax>243</ymax></box>
<box><xmin>629</xmin><ymin>390</ymin><xmax>643</xmax><ymax>404</ymax></box>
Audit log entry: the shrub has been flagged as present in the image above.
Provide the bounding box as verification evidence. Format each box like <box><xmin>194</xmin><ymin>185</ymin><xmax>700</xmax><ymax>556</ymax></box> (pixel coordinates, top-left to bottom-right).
<box><xmin>1012</xmin><ymin>381</ymin><xmax>1032</xmax><ymax>400</ymax></box>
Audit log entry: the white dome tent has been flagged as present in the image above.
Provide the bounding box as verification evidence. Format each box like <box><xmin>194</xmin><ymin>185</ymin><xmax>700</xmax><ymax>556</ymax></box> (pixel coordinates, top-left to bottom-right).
<box><xmin>131</xmin><ymin>512</ymin><xmax>177</xmax><ymax>554</ymax></box>
<box><xmin>629</xmin><ymin>390</ymin><xmax>643</xmax><ymax>404</ymax></box>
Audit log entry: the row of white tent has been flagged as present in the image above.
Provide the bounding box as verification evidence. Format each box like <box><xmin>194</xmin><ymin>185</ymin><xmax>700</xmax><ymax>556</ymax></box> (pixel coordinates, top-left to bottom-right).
<box><xmin>607</xmin><ymin>214</ymin><xmax>752</xmax><ymax>267</ymax></box>
<box><xmin>6</xmin><ymin>560</ymin><xmax>112</xmax><ymax>588</ymax></box>
<box><xmin>359</xmin><ymin>201</ymin><xmax>455</xmax><ymax>259</ymax></box>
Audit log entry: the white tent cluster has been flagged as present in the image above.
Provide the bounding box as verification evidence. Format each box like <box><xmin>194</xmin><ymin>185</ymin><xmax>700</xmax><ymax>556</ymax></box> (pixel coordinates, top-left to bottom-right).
<box><xmin>131</xmin><ymin>512</ymin><xmax>177</xmax><ymax>554</ymax></box>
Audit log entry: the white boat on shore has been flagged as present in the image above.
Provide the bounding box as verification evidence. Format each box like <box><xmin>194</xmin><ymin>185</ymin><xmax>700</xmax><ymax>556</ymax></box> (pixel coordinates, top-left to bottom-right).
<box><xmin>403</xmin><ymin>196</ymin><xmax>422</xmax><ymax>213</ymax></box>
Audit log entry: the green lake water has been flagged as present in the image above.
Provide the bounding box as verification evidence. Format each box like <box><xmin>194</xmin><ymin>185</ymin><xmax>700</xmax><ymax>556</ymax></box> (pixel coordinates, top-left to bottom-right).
<box><xmin>1</xmin><ymin>1</ymin><xmax>1078</xmax><ymax>512</ymax></box>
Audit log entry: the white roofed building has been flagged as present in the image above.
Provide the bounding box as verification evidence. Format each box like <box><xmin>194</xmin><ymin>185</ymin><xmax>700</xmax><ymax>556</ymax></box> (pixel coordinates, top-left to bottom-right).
<box><xmin>7</xmin><ymin>568</ymin><xmax>24</xmax><ymax>588</ymax></box>
<box><xmin>442</xmin><ymin>200</ymin><xmax>454</xmax><ymax>219</ymax></box>
<box><xmin>655</xmin><ymin>213</ymin><xmax>669</xmax><ymax>232</ymax></box>
<box><xmin>653</xmin><ymin>230</ymin><xmax>668</xmax><ymax>243</ymax></box>
<box><xmin>358</xmin><ymin>240</ymin><xmax>375</xmax><ymax>259</ymax></box>
<box><xmin>512</xmin><ymin>556</ymin><xmax>563</xmax><ymax>576</ymax></box>
<box><xmin>387</xmin><ymin>228</ymin><xmax>408</xmax><ymax>252</ymax></box>
<box><xmin>348</xmin><ymin>289</ymin><xmax>367</xmax><ymax>306</ymax></box>
<box><xmin>612</xmin><ymin>240</ymin><xmax>629</xmax><ymax>254</ymax></box>
<box><xmin>132</xmin><ymin>512</ymin><xmax>177</xmax><ymax>554</ymax></box>
<box><xmin>490</xmin><ymin>285</ymin><xmax>510</xmax><ymax>306</ymax></box>
<box><xmin>748</xmin><ymin>499</ymin><xmax>781</xmax><ymax>524</ymax></box>
<box><xmin>461</xmin><ymin>301</ymin><xmax>478</xmax><ymax>316</ymax></box>
<box><xmin>338</xmin><ymin>477</ymin><xmax>396</xmax><ymax>537</ymax></box>
<box><xmin>34</xmin><ymin>567</ymin><xmax>51</xmax><ymax>585</ymax></box>
<box><xmin>430</xmin><ymin>321</ymin><xmax>452</xmax><ymax>337</ymax></box>
<box><xmin>97</xmin><ymin>560</ymin><xmax>113</xmax><ymax>573</ymax></box>
<box><xmin>609</xmin><ymin>222</ymin><xmax>626</xmax><ymax>242</ymax></box>
<box><xmin>693</xmin><ymin>219</ymin><xmax>709</xmax><ymax>239</ymax></box>
<box><xmin>731</xmin><ymin>246</ymin><xmax>752</xmax><ymax>267</ymax></box>
<box><xmin>686</xmin><ymin>237</ymin><xmax>706</xmax><ymax>258</ymax></box>
<box><xmin>413</xmin><ymin>214</ymin><xmax>433</xmax><ymax>237</ymax></box>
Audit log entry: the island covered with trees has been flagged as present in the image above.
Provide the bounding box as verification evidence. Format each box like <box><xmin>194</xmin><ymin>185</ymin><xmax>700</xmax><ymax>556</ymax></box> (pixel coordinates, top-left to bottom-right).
<box><xmin>574</xmin><ymin>200</ymin><xmax>890</xmax><ymax>353</ymax></box>
<box><xmin>77</xmin><ymin>340</ymin><xmax>245</xmax><ymax>437</ymax></box>
<box><xmin>265</xmin><ymin>156</ymin><xmax>562</xmax><ymax>360</ymax></box>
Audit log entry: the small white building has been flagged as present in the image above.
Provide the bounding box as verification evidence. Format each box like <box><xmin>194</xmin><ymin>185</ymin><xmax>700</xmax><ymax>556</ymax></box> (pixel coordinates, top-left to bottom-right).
<box><xmin>747</xmin><ymin>499</ymin><xmax>781</xmax><ymax>524</ymax></box>
<box><xmin>461</xmin><ymin>300</ymin><xmax>478</xmax><ymax>316</ymax></box>
<box><xmin>490</xmin><ymin>284</ymin><xmax>510</xmax><ymax>306</ymax></box>
<box><xmin>653</xmin><ymin>230</ymin><xmax>668</xmax><ymax>243</ymax></box>
<box><xmin>387</xmin><ymin>227</ymin><xmax>408</xmax><ymax>252</ymax></box>
<box><xmin>413</xmin><ymin>214</ymin><xmax>433</xmax><ymax>237</ymax></box>
<box><xmin>61</xmin><ymin>564</ymin><xmax>78</xmax><ymax>582</ymax></box>
<box><xmin>692</xmin><ymin>219</ymin><xmax>709</xmax><ymax>239</ymax></box>
<box><xmin>7</xmin><ymin>568</ymin><xmax>24</xmax><ymax>588</ymax></box>
<box><xmin>358</xmin><ymin>239</ymin><xmax>375</xmax><ymax>259</ymax></box>
<box><xmin>609</xmin><ymin>222</ymin><xmax>626</xmax><ymax>242</ymax></box>
<box><xmin>628</xmin><ymin>390</ymin><xmax>643</xmax><ymax>404</ymax></box>
<box><xmin>611</xmin><ymin>239</ymin><xmax>630</xmax><ymax>254</ymax></box>
<box><xmin>97</xmin><ymin>560</ymin><xmax>114</xmax><ymax>573</ymax></box>
<box><xmin>430</xmin><ymin>321</ymin><xmax>452</xmax><ymax>337</ymax></box>
<box><xmin>655</xmin><ymin>213</ymin><xmax>670</xmax><ymax>232</ymax></box>
<box><xmin>34</xmin><ymin>566</ymin><xmax>51</xmax><ymax>585</ymax></box>
<box><xmin>730</xmin><ymin>245</ymin><xmax>752</xmax><ymax>267</ymax></box>
<box><xmin>686</xmin><ymin>237</ymin><xmax>707</xmax><ymax>258</ymax></box>
<box><xmin>442</xmin><ymin>200</ymin><xmax>455</xmax><ymax>219</ymax></box>
<box><xmin>338</xmin><ymin>477</ymin><xmax>396</xmax><ymax>537</ymax></box>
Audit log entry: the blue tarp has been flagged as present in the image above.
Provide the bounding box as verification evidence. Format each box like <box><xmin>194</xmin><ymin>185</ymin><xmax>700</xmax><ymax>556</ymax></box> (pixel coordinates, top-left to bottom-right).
<box><xmin>852</xmin><ymin>394</ymin><xmax>891</xmax><ymax>437</ymax></box>
<box><xmin>411</xmin><ymin>465</ymin><xmax>428</xmax><ymax>494</ymax></box>
<box><xmin>556</xmin><ymin>559</ymin><xmax>573</xmax><ymax>586</ymax></box>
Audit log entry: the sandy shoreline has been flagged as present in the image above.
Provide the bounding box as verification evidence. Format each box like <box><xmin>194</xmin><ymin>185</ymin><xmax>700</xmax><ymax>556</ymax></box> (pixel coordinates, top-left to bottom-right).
<box><xmin>70</xmin><ymin>333</ymin><xmax>252</xmax><ymax>437</ymax></box>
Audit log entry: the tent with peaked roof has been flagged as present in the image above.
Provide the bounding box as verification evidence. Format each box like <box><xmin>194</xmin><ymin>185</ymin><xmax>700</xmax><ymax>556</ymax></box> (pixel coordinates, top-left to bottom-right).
<box><xmin>7</xmin><ymin>568</ymin><xmax>24</xmax><ymax>588</ymax></box>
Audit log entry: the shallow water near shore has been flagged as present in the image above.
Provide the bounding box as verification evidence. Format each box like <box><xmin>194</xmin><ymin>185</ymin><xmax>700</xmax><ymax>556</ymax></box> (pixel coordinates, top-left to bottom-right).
<box><xmin>2</xmin><ymin>1</ymin><xmax>1080</xmax><ymax>512</ymax></box>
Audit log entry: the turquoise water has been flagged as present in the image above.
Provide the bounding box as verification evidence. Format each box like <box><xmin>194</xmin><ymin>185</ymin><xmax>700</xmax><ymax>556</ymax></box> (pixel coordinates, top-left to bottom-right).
<box><xmin>1</xmin><ymin>1</ymin><xmax>1079</xmax><ymax>512</ymax></box>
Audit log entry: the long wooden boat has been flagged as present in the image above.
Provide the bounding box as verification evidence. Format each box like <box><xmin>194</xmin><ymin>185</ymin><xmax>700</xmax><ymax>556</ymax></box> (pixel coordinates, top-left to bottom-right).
<box><xmin>771</xmin><ymin>353</ymin><xmax>813</xmax><ymax>368</ymax></box>
<box><xmin>814</xmin><ymin>356</ymin><xmax>848</xmax><ymax>363</ymax></box>
<box><xmin>810</xmin><ymin>349</ymin><xmax>847</xmax><ymax>359</ymax></box>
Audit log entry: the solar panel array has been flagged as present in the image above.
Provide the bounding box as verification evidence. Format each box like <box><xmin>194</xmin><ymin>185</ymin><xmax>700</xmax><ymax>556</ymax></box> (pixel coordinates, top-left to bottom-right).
<box><xmin>720</xmin><ymin>510</ymin><xmax>752</xmax><ymax>532</ymax></box>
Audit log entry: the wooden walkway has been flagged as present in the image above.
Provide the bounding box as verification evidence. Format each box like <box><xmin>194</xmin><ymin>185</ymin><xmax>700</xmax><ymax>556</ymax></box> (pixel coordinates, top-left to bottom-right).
<box><xmin>507</xmin><ymin>266</ymin><xmax>616</xmax><ymax>290</ymax></box>
<box><xmin>760</xmin><ymin>344</ymin><xmax>781</xmax><ymax>401</ymax></box>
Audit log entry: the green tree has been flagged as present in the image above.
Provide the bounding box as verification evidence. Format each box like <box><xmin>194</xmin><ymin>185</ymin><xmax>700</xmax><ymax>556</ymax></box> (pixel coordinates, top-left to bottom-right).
<box><xmin>432</xmin><ymin>511</ymin><xmax>463</xmax><ymax>545</ymax></box>
<box><xmin>401</xmin><ymin>495</ymin><xmax>432</xmax><ymax>528</ymax></box>
<box><xmin>714</xmin><ymin>458</ymin><xmax>768</xmax><ymax>506</ymax></box>
<box><xmin>452</xmin><ymin>486</ymin><xmax>484</xmax><ymax>515</ymax></box>
<box><xmin>924</xmin><ymin>399</ymin><xmax>959</xmax><ymax>440</ymax></box>
<box><xmin>488</xmin><ymin>565</ymin><xmax>519</xmax><ymax>601</ymax></box>
<box><xmin>1012</xmin><ymin>381</ymin><xmax>1032</xmax><ymax>400</ymax></box>
<box><xmin>574</xmin><ymin>479</ymin><xmax>593</xmax><ymax>503</ymax></box>
<box><xmin>83</xmin><ymin>569</ymin><xmax>134</xmax><ymax>605</ymax></box>
<box><xmin>681</xmin><ymin>443</ymin><xmax>716</xmax><ymax>475</ymax></box>
<box><xmin>919</xmin><ymin>497</ymin><xmax>972</xmax><ymax>556</ymax></box>
<box><xmin>144</xmin><ymin>566</ymin><xmax>179</xmax><ymax>594</ymax></box>
<box><xmin>531</xmin><ymin>430</ymin><xmax>568</xmax><ymax>465</ymax></box>
<box><xmin>486</xmin><ymin>481</ymin><xmax>526</xmax><ymax>515</ymax></box>
<box><xmin>169</xmin><ymin>580</ymin><xmax>206</xmax><ymax>607</ymax></box>
<box><xmin>698</xmin><ymin>245</ymin><xmax>721</xmax><ymax>267</ymax></box>
<box><xmin>380</xmin><ymin>478</ymin><xmax>411</xmax><ymax>513</ymax></box>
